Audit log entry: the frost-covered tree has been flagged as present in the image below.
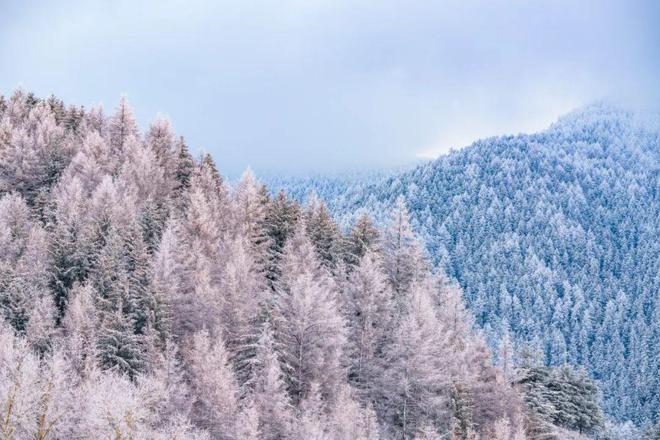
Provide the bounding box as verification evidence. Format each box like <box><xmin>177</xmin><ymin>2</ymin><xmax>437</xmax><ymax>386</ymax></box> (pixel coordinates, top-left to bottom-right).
<box><xmin>107</xmin><ymin>95</ymin><xmax>139</xmax><ymax>156</ymax></box>
<box><xmin>382</xmin><ymin>196</ymin><xmax>427</xmax><ymax>296</ymax></box>
<box><xmin>273</xmin><ymin>221</ymin><xmax>346</xmax><ymax>405</ymax></box>
<box><xmin>0</xmin><ymin>193</ymin><xmax>51</xmax><ymax>332</ymax></box>
<box><xmin>376</xmin><ymin>281</ymin><xmax>449</xmax><ymax>438</ymax></box>
<box><xmin>248</xmin><ymin>322</ymin><xmax>293</xmax><ymax>440</ymax></box>
<box><xmin>342</xmin><ymin>250</ymin><xmax>392</xmax><ymax>399</ymax></box>
<box><xmin>186</xmin><ymin>329</ymin><xmax>240</xmax><ymax>439</ymax></box>
<box><xmin>281</xmin><ymin>104</ymin><xmax>660</xmax><ymax>426</ymax></box>
<box><xmin>263</xmin><ymin>190</ymin><xmax>301</xmax><ymax>287</ymax></box>
<box><xmin>305</xmin><ymin>199</ymin><xmax>342</xmax><ymax>270</ymax></box>
<box><xmin>0</xmin><ymin>90</ymin><xmax>614</xmax><ymax>439</ymax></box>
<box><xmin>344</xmin><ymin>212</ymin><xmax>381</xmax><ymax>266</ymax></box>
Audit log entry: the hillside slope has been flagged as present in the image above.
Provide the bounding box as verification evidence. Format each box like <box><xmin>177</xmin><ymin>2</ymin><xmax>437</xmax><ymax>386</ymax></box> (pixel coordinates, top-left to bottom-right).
<box><xmin>277</xmin><ymin>104</ymin><xmax>660</xmax><ymax>426</ymax></box>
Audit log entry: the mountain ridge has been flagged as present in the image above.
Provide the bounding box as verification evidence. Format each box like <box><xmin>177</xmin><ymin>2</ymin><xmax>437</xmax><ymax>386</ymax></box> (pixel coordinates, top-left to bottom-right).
<box><xmin>271</xmin><ymin>103</ymin><xmax>660</xmax><ymax>425</ymax></box>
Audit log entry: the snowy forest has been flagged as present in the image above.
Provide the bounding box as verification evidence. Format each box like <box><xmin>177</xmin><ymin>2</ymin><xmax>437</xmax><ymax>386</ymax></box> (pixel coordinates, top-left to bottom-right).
<box><xmin>271</xmin><ymin>105</ymin><xmax>660</xmax><ymax>438</ymax></box>
<box><xmin>0</xmin><ymin>90</ymin><xmax>656</xmax><ymax>440</ymax></box>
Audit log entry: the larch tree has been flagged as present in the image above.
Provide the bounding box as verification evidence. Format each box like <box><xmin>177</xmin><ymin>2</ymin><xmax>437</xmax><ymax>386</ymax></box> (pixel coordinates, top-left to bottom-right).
<box><xmin>273</xmin><ymin>220</ymin><xmax>346</xmax><ymax>406</ymax></box>
<box><xmin>60</xmin><ymin>283</ymin><xmax>99</xmax><ymax>379</ymax></box>
<box><xmin>342</xmin><ymin>250</ymin><xmax>392</xmax><ymax>401</ymax></box>
<box><xmin>248</xmin><ymin>321</ymin><xmax>293</xmax><ymax>440</ymax></box>
<box><xmin>107</xmin><ymin>96</ymin><xmax>139</xmax><ymax>160</ymax></box>
<box><xmin>328</xmin><ymin>385</ymin><xmax>381</xmax><ymax>440</ymax></box>
<box><xmin>217</xmin><ymin>236</ymin><xmax>265</xmax><ymax>385</ymax></box>
<box><xmin>186</xmin><ymin>329</ymin><xmax>241</xmax><ymax>439</ymax></box>
<box><xmin>382</xmin><ymin>196</ymin><xmax>427</xmax><ymax>297</ymax></box>
<box><xmin>376</xmin><ymin>281</ymin><xmax>450</xmax><ymax>438</ymax></box>
<box><xmin>0</xmin><ymin>193</ymin><xmax>51</xmax><ymax>333</ymax></box>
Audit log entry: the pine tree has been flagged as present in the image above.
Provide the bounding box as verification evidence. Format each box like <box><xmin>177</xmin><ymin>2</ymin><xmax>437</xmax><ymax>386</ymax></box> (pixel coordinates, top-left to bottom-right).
<box><xmin>217</xmin><ymin>236</ymin><xmax>264</xmax><ymax>385</ymax></box>
<box><xmin>236</xmin><ymin>399</ymin><xmax>262</xmax><ymax>439</ymax></box>
<box><xmin>451</xmin><ymin>383</ymin><xmax>476</xmax><ymax>440</ymax></box>
<box><xmin>96</xmin><ymin>299</ymin><xmax>147</xmax><ymax>379</ymax></box>
<box><xmin>295</xmin><ymin>382</ymin><xmax>330</xmax><ymax>439</ymax></box>
<box><xmin>498</xmin><ymin>321</ymin><xmax>515</xmax><ymax>381</ymax></box>
<box><xmin>91</xmin><ymin>226</ymin><xmax>152</xmax><ymax>377</ymax></box>
<box><xmin>49</xmin><ymin>175</ymin><xmax>94</xmax><ymax>319</ymax></box>
<box><xmin>0</xmin><ymin>102</ymin><xmax>67</xmax><ymax>207</ymax></box>
<box><xmin>344</xmin><ymin>213</ymin><xmax>381</xmax><ymax>267</ymax></box>
<box><xmin>145</xmin><ymin>117</ymin><xmax>177</xmax><ymax>182</ymax></box>
<box><xmin>232</xmin><ymin>169</ymin><xmax>272</xmax><ymax>275</ymax></box>
<box><xmin>305</xmin><ymin>200</ymin><xmax>342</xmax><ymax>270</ymax></box>
<box><xmin>263</xmin><ymin>190</ymin><xmax>301</xmax><ymax>288</ymax></box>
<box><xmin>172</xmin><ymin>136</ymin><xmax>195</xmax><ymax>207</ymax></box>
<box><xmin>149</xmin><ymin>221</ymin><xmax>180</xmax><ymax>344</ymax></box>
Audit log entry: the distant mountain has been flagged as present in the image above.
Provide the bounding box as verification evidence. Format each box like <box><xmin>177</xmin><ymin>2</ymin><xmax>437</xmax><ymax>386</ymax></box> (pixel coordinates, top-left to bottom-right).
<box><xmin>273</xmin><ymin>104</ymin><xmax>660</xmax><ymax>426</ymax></box>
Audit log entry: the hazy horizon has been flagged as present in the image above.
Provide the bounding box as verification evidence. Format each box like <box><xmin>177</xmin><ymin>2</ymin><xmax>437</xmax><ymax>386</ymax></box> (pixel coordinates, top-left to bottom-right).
<box><xmin>2</xmin><ymin>0</ymin><xmax>659</xmax><ymax>175</ymax></box>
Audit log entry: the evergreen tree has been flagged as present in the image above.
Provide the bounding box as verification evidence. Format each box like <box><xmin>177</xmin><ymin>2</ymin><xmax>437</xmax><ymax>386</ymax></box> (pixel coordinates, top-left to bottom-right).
<box><xmin>263</xmin><ymin>190</ymin><xmax>301</xmax><ymax>288</ymax></box>
<box><xmin>344</xmin><ymin>213</ymin><xmax>381</xmax><ymax>266</ymax></box>
<box><xmin>305</xmin><ymin>200</ymin><xmax>342</xmax><ymax>271</ymax></box>
<box><xmin>451</xmin><ymin>383</ymin><xmax>476</xmax><ymax>440</ymax></box>
<box><xmin>0</xmin><ymin>193</ymin><xmax>51</xmax><ymax>332</ymax></box>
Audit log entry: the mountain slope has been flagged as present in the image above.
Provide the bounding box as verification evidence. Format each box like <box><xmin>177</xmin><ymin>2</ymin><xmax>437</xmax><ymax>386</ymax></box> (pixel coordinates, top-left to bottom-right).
<box><xmin>275</xmin><ymin>104</ymin><xmax>660</xmax><ymax>426</ymax></box>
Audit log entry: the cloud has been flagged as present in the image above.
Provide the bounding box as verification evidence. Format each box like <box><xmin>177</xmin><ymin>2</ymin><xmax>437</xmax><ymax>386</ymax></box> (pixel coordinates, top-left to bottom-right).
<box><xmin>1</xmin><ymin>0</ymin><xmax>658</xmax><ymax>174</ymax></box>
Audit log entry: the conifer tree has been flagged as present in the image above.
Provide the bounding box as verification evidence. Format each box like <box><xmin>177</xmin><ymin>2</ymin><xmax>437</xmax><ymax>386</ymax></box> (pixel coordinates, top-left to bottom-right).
<box><xmin>263</xmin><ymin>190</ymin><xmax>301</xmax><ymax>288</ymax></box>
<box><xmin>344</xmin><ymin>213</ymin><xmax>381</xmax><ymax>266</ymax></box>
<box><xmin>273</xmin><ymin>221</ymin><xmax>346</xmax><ymax>405</ymax></box>
<box><xmin>107</xmin><ymin>96</ymin><xmax>139</xmax><ymax>157</ymax></box>
<box><xmin>248</xmin><ymin>321</ymin><xmax>293</xmax><ymax>439</ymax></box>
<box><xmin>217</xmin><ymin>236</ymin><xmax>264</xmax><ymax>385</ymax></box>
<box><xmin>49</xmin><ymin>175</ymin><xmax>94</xmax><ymax>319</ymax></box>
<box><xmin>61</xmin><ymin>283</ymin><xmax>99</xmax><ymax>378</ymax></box>
<box><xmin>305</xmin><ymin>200</ymin><xmax>342</xmax><ymax>270</ymax></box>
<box><xmin>172</xmin><ymin>136</ymin><xmax>195</xmax><ymax>207</ymax></box>
<box><xmin>382</xmin><ymin>196</ymin><xmax>427</xmax><ymax>296</ymax></box>
<box><xmin>0</xmin><ymin>193</ymin><xmax>51</xmax><ymax>332</ymax></box>
<box><xmin>343</xmin><ymin>250</ymin><xmax>392</xmax><ymax>399</ymax></box>
<box><xmin>145</xmin><ymin>117</ymin><xmax>177</xmax><ymax>182</ymax></box>
<box><xmin>186</xmin><ymin>329</ymin><xmax>240</xmax><ymax>439</ymax></box>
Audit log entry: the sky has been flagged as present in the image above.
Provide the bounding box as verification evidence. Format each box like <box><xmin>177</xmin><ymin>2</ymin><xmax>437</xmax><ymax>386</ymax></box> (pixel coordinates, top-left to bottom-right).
<box><xmin>1</xmin><ymin>0</ymin><xmax>659</xmax><ymax>175</ymax></box>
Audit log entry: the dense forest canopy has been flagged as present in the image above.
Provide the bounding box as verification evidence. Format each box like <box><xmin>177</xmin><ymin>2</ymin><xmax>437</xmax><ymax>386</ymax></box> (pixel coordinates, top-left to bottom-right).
<box><xmin>0</xmin><ymin>89</ymin><xmax>654</xmax><ymax>439</ymax></box>
<box><xmin>269</xmin><ymin>104</ymin><xmax>660</xmax><ymax>430</ymax></box>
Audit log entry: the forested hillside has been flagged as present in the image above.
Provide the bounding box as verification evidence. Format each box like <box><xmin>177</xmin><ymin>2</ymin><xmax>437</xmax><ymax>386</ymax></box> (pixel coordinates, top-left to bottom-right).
<box><xmin>272</xmin><ymin>104</ymin><xmax>660</xmax><ymax>429</ymax></box>
<box><xmin>0</xmin><ymin>89</ymin><xmax>622</xmax><ymax>438</ymax></box>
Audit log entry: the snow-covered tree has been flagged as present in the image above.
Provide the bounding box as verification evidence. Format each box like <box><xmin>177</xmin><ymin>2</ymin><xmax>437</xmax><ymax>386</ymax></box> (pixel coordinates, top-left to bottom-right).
<box><xmin>0</xmin><ymin>193</ymin><xmax>51</xmax><ymax>332</ymax></box>
<box><xmin>273</xmin><ymin>221</ymin><xmax>346</xmax><ymax>405</ymax></box>
<box><xmin>342</xmin><ymin>250</ymin><xmax>392</xmax><ymax>399</ymax></box>
<box><xmin>186</xmin><ymin>329</ymin><xmax>240</xmax><ymax>439</ymax></box>
<box><xmin>382</xmin><ymin>196</ymin><xmax>427</xmax><ymax>296</ymax></box>
<box><xmin>248</xmin><ymin>321</ymin><xmax>293</xmax><ymax>439</ymax></box>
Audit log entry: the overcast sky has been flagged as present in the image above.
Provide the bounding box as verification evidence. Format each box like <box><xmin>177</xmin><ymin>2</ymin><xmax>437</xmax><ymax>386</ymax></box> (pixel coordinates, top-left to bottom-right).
<box><xmin>1</xmin><ymin>0</ymin><xmax>658</xmax><ymax>175</ymax></box>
